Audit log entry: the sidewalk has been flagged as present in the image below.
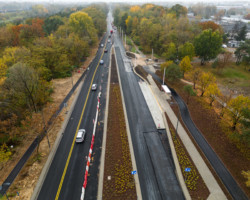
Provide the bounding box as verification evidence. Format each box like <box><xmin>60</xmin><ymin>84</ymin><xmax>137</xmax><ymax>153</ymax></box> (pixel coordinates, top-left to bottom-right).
<box><xmin>146</xmin><ymin>75</ymin><xmax>227</xmax><ymax>200</ymax></box>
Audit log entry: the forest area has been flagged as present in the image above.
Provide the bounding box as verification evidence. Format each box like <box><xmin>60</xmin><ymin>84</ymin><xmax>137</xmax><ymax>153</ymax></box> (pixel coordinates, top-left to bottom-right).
<box><xmin>113</xmin><ymin>3</ymin><xmax>250</xmax><ymax>189</ymax></box>
<box><xmin>0</xmin><ymin>3</ymin><xmax>107</xmax><ymax>168</ymax></box>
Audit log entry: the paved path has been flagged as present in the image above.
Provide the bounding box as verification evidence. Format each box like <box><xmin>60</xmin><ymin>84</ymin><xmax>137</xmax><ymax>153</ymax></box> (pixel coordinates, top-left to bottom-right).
<box><xmin>139</xmin><ymin>81</ymin><xmax>165</xmax><ymax>129</ymax></box>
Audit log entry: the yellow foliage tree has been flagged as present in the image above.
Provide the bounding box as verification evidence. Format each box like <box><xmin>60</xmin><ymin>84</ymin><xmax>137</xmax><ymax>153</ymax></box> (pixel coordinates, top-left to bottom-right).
<box><xmin>0</xmin><ymin>143</ymin><xmax>12</xmax><ymax>164</ymax></box>
<box><xmin>0</xmin><ymin>58</ymin><xmax>7</xmax><ymax>78</ymax></box>
<box><xmin>205</xmin><ymin>83</ymin><xmax>221</xmax><ymax>106</ymax></box>
<box><xmin>180</xmin><ymin>56</ymin><xmax>192</xmax><ymax>77</ymax></box>
<box><xmin>227</xmin><ymin>95</ymin><xmax>250</xmax><ymax>130</ymax></box>
<box><xmin>199</xmin><ymin>72</ymin><xmax>216</xmax><ymax>97</ymax></box>
<box><xmin>189</xmin><ymin>68</ymin><xmax>202</xmax><ymax>89</ymax></box>
<box><xmin>242</xmin><ymin>171</ymin><xmax>250</xmax><ymax>187</ymax></box>
<box><xmin>130</xmin><ymin>5</ymin><xmax>141</xmax><ymax>13</ymax></box>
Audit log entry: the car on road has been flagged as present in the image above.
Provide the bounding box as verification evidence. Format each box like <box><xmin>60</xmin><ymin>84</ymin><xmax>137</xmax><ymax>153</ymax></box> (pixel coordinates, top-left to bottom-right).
<box><xmin>104</xmin><ymin>48</ymin><xmax>108</xmax><ymax>53</ymax></box>
<box><xmin>100</xmin><ymin>44</ymin><xmax>104</xmax><ymax>47</ymax></box>
<box><xmin>108</xmin><ymin>39</ymin><xmax>111</xmax><ymax>43</ymax></box>
<box><xmin>92</xmin><ymin>84</ymin><xmax>97</xmax><ymax>91</ymax></box>
<box><xmin>100</xmin><ymin>59</ymin><xmax>104</xmax><ymax>65</ymax></box>
<box><xmin>76</xmin><ymin>129</ymin><xmax>86</xmax><ymax>143</ymax></box>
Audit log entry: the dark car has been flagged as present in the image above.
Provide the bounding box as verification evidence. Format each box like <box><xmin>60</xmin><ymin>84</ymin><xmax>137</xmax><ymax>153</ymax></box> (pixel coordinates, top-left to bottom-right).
<box><xmin>104</xmin><ymin>49</ymin><xmax>108</xmax><ymax>53</ymax></box>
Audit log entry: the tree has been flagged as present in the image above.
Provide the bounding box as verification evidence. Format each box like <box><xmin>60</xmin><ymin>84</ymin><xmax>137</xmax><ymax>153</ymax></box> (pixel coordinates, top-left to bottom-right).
<box><xmin>160</xmin><ymin>61</ymin><xmax>173</xmax><ymax>72</ymax></box>
<box><xmin>239</xmin><ymin>107</ymin><xmax>250</xmax><ymax>146</ymax></box>
<box><xmin>189</xmin><ymin>68</ymin><xmax>202</xmax><ymax>89</ymax></box>
<box><xmin>164</xmin><ymin>42</ymin><xmax>177</xmax><ymax>61</ymax></box>
<box><xmin>217</xmin><ymin>51</ymin><xmax>232</xmax><ymax>74</ymax></box>
<box><xmin>183</xmin><ymin>85</ymin><xmax>196</xmax><ymax>104</ymax></box>
<box><xmin>165</xmin><ymin>63</ymin><xmax>182</xmax><ymax>82</ymax></box>
<box><xmin>227</xmin><ymin>95</ymin><xmax>250</xmax><ymax>130</ymax></box>
<box><xmin>194</xmin><ymin>29</ymin><xmax>223</xmax><ymax>65</ymax></box>
<box><xmin>69</xmin><ymin>11</ymin><xmax>97</xmax><ymax>45</ymax></box>
<box><xmin>43</xmin><ymin>15</ymin><xmax>64</xmax><ymax>35</ymax></box>
<box><xmin>214</xmin><ymin>10</ymin><xmax>225</xmax><ymax>21</ymax></box>
<box><xmin>204</xmin><ymin>83</ymin><xmax>221</xmax><ymax>106</ymax></box>
<box><xmin>179</xmin><ymin>56</ymin><xmax>192</xmax><ymax>77</ymax></box>
<box><xmin>3</xmin><ymin>63</ymin><xmax>50</xmax><ymax>112</ymax></box>
<box><xmin>82</xmin><ymin>6</ymin><xmax>107</xmax><ymax>37</ymax></box>
<box><xmin>178</xmin><ymin>42</ymin><xmax>195</xmax><ymax>60</ymax></box>
<box><xmin>125</xmin><ymin>15</ymin><xmax>133</xmax><ymax>35</ymax></box>
<box><xmin>170</xmin><ymin>4</ymin><xmax>187</xmax><ymax>18</ymax></box>
<box><xmin>235</xmin><ymin>39</ymin><xmax>250</xmax><ymax>67</ymax></box>
<box><xmin>242</xmin><ymin>171</ymin><xmax>250</xmax><ymax>187</ymax></box>
<box><xmin>199</xmin><ymin>21</ymin><xmax>223</xmax><ymax>34</ymax></box>
<box><xmin>199</xmin><ymin>72</ymin><xmax>216</xmax><ymax>97</ymax></box>
<box><xmin>236</xmin><ymin>25</ymin><xmax>247</xmax><ymax>41</ymax></box>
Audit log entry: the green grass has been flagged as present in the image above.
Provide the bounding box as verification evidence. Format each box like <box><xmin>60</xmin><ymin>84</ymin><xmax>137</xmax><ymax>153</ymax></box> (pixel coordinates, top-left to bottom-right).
<box><xmin>221</xmin><ymin>68</ymin><xmax>248</xmax><ymax>79</ymax></box>
<box><xmin>131</xmin><ymin>46</ymin><xmax>138</xmax><ymax>54</ymax></box>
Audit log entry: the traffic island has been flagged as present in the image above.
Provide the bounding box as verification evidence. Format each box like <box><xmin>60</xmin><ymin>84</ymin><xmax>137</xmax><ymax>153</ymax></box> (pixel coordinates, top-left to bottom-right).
<box><xmin>102</xmin><ymin>52</ymin><xmax>137</xmax><ymax>200</ymax></box>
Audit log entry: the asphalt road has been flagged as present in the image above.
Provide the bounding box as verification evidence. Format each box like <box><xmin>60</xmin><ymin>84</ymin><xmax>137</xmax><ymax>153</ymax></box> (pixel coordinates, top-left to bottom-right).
<box><xmin>112</xmin><ymin>11</ymin><xmax>184</xmax><ymax>200</ymax></box>
<box><xmin>146</xmin><ymin>70</ymin><xmax>249</xmax><ymax>200</ymax></box>
<box><xmin>37</xmin><ymin>33</ymin><xmax>111</xmax><ymax>200</ymax></box>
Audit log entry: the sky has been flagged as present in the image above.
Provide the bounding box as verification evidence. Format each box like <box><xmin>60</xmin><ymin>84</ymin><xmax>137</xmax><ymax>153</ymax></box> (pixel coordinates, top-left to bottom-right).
<box><xmin>1</xmin><ymin>0</ymin><xmax>245</xmax><ymax>2</ymax></box>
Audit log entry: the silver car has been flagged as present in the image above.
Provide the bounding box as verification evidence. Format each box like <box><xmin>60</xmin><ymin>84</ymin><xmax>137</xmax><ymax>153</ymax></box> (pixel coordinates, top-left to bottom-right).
<box><xmin>92</xmin><ymin>84</ymin><xmax>97</xmax><ymax>91</ymax></box>
<box><xmin>100</xmin><ymin>60</ymin><xmax>104</xmax><ymax>65</ymax></box>
<box><xmin>76</xmin><ymin>129</ymin><xmax>86</xmax><ymax>143</ymax></box>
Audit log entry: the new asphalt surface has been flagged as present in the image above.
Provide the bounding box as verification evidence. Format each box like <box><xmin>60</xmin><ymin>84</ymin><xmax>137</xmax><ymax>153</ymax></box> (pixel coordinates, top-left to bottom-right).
<box><xmin>146</xmin><ymin>70</ymin><xmax>249</xmax><ymax>200</ymax></box>
<box><xmin>113</xmin><ymin>20</ymin><xmax>184</xmax><ymax>199</ymax></box>
<box><xmin>37</xmin><ymin>34</ymin><xmax>111</xmax><ymax>200</ymax></box>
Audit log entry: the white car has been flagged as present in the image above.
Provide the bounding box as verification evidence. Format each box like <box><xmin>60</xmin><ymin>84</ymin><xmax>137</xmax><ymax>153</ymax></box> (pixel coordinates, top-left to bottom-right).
<box><xmin>100</xmin><ymin>44</ymin><xmax>104</xmax><ymax>47</ymax></box>
<box><xmin>108</xmin><ymin>39</ymin><xmax>111</xmax><ymax>43</ymax></box>
<box><xmin>100</xmin><ymin>60</ymin><xmax>104</xmax><ymax>65</ymax></box>
<box><xmin>92</xmin><ymin>84</ymin><xmax>97</xmax><ymax>91</ymax></box>
<box><xmin>76</xmin><ymin>129</ymin><xmax>86</xmax><ymax>143</ymax></box>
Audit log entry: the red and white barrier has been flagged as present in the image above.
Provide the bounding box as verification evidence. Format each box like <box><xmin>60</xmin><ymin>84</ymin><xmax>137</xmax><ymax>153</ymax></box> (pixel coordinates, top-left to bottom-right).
<box><xmin>80</xmin><ymin>92</ymin><xmax>101</xmax><ymax>200</ymax></box>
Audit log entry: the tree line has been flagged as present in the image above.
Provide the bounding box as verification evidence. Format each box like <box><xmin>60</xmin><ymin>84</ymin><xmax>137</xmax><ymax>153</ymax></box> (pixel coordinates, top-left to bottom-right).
<box><xmin>0</xmin><ymin>4</ymin><xmax>107</xmax><ymax>153</ymax></box>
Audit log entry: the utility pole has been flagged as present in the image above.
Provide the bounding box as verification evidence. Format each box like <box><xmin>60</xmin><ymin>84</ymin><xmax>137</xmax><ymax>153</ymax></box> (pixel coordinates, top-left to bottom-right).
<box><xmin>122</xmin><ymin>30</ymin><xmax>123</xmax><ymax>41</ymax></box>
<box><xmin>125</xmin><ymin>34</ymin><xmax>126</xmax><ymax>49</ymax></box>
<box><xmin>152</xmin><ymin>48</ymin><xmax>154</xmax><ymax>60</ymax></box>
<box><xmin>163</xmin><ymin>67</ymin><xmax>166</xmax><ymax>85</ymax></box>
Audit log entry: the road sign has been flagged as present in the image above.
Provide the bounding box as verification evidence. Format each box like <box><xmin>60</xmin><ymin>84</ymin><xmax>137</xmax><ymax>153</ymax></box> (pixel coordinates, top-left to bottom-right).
<box><xmin>185</xmin><ymin>168</ymin><xmax>191</xmax><ymax>172</ymax></box>
<box><xmin>131</xmin><ymin>170</ymin><xmax>137</xmax><ymax>175</ymax></box>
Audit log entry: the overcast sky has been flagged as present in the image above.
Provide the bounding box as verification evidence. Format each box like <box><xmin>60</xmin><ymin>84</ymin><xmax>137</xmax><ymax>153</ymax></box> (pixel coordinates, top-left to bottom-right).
<box><xmin>1</xmin><ymin>0</ymin><xmax>245</xmax><ymax>3</ymax></box>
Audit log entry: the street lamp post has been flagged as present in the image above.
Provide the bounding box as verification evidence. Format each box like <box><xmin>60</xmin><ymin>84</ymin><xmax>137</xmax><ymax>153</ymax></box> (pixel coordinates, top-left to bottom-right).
<box><xmin>0</xmin><ymin>183</ymin><xmax>10</xmax><ymax>200</ymax></box>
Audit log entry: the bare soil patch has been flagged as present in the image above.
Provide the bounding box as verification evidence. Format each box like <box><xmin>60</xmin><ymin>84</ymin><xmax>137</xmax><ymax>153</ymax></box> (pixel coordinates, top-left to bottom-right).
<box><xmin>134</xmin><ymin>65</ymin><xmax>149</xmax><ymax>83</ymax></box>
<box><xmin>0</xmin><ymin>46</ymin><xmax>98</xmax><ymax>199</ymax></box>
<box><xmin>102</xmin><ymin>54</ymin><xmax>136</xmax><ymax>200</ymax></box>
<box><xmin>155</xmin><ymin>70</ymin><xmax>250</xmax><ymax>198</ymax></box>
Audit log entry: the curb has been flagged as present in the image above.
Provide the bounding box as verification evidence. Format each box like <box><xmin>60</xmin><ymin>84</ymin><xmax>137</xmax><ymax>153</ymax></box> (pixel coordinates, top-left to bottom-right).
<box><xmin>97</xmin><ymin>44</ymin><xmax>112</xmax><ymax>200</ymax></box>
<box><xmin>114</xmin><ymin>46</ymin><xmax>142</xmax><ymax>200</ymax></box>
<box><xmin>31</xmin><ymin>78</ymin><xmax>85</xmax><ymax>200</ymax></box>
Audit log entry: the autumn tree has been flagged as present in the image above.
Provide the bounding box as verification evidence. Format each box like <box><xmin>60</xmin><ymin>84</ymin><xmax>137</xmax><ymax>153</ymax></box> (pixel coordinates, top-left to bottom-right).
<box><xmin>199</xmin><ymin>21</ymin><xmax>223</xmax><ymax>34</ymax></box>
<box><xmin>69</xmin><ymin>11</ymin><xmax>97</xmax><ymax>45</ymax></box>
<box><xmin>199</xmin><ymin>72</ymin><xmax>216</xmax><ymax>96</ymax></box>
<box><xmin>183</xmin><ymin>85</ymin><xmax>196</xmax><ymax>104</ymax></box>
<box><xmin>227</xmin><ymin>95</ymin><xmax>250</xmax><ymax>130</ymax></box>
<box><xmin>179</xmin><ymin>56</ymin><xmax>192</xmax><ymax>77</ymax></box>
<box><xmin>194</xmin><ymin>29</ymin><xmax>223</xmax><ymax>65</ymax></box>
<box><xmin>204</xmin><ymin>83</ymin><xmax>221</xmax><ymax>106</ymax></box>
<box><xmin>178</xmin><ymin>42</ymin><xmax>195</xmax><ymax>60</ymax></box>
<box><xmin>164</xmin><ymin>42</ymin><xmax>177</xmax><ymax>61</ymax></box>
<box><xmin>189</xmin><ymin>68</ymin><xmax>202</xmax><ymax>89</ymax></box>
<box><xmin>169</xmin><ymin>4</ymin><xmax>187</xmax><ymax>18</ymax></box>
<box><xmin>3</xmin><ymin>63</ymin><xmax>51</xmax><ymax>112</ymax></box>
<box><xmin>82</xmin><ymin>6</ymin><xmax>107</xmax><ymax>37</ymax></box>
